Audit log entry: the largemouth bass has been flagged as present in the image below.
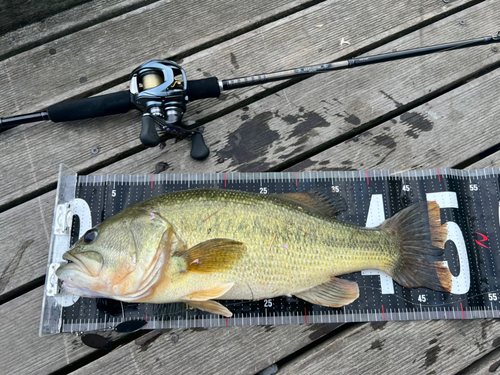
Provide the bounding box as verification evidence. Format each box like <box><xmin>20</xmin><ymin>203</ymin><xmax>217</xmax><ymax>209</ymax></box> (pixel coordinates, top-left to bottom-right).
<box><xmin>56</xmin><ymin>189</ymin><xmax>452</xmax><ymax>317</ymax></box>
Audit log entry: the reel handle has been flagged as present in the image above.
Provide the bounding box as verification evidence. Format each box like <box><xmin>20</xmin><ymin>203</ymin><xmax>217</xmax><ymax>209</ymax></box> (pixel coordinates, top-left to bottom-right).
<box><xmin>190</xmin><ymin>132</ymin><xmax>210</xmax><ymax>160</ymax></box>
<box><xmin>140</xmin><ymin>114</ymin><xmax>161</xmax><ymax>147</ymax></box>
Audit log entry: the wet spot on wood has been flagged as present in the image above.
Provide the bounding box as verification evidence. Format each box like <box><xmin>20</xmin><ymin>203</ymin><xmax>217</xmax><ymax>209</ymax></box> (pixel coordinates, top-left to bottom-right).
<box><xmin>155</xmin><ymin>162</ymin><xmax>170</xmax><ymax>174</ymax></box>
<box><xmin>391</xmin><ymin>119</ymin><xmax>397</xmax><ymax>124</ymax></box>
<box><xmin>400</xmin><ymin>112</ymin><xmax>433</xmax><ymax>139</ymax></box>
<box><xmin>491</xmin><ymin>337</ymin><xmax>500</xmax><ymax>347</ymax></box>
<box><xmin>429</xmin><ymin>338</ymin><xmax>438</xmax><ymax>345</ymax></box>
<box><xmin>380</xmin><ymin>90</ymin><xmax>403</xmax><ymax>108</ymax></box>
<box><xmin>242</xmin><ymin>106</ymin><xmax>249</xmax><ymax>111</ymax></box>
<box><xmin>373</xmin><ymin>134</ymin><xmax>397</xmax><ymax>149</ymax></box>
<box><xmin>335</xmin><ymin>113</ymin><xmax>361</xmax><ymax>126</ymax></box>
<box><xmin>367</xmin><ymin>339</ymin><xmax>384</xmax><ymax>351</ymax></box>
<box><xmin>203</xmin><ymin>71</ymin><xmax>211</xmax><ymax>78</ymax></box>
<box><xmin>490</xmin><ymin>360</ymin><xmax>500</xmax><ymax>372</ymax></box>
<box><xmin>319</xmin><ymin>161</ymin><xmax>329</xmax><ymax>165</ymax></box>
<box><xmin>370</xmin><ymin>321</ymin><xmax>387</xmax><ymax>330</ymax></box>
<box><xmin>49</xmin><ymin>48</ymin><xmax>56</xmax><ymax>55</ymax></box>
<box><xmin>422</xmin><ymin>345</ymin><xmax>441</xmax><ymax>368</ymax></box>
<box><xmin>241</xmin><ymin>114</ymin><xmax>249</xmax><ymax>121</ymax></box>
<box><xmin>230</xmin><ymin>53</ymin><xmax>239</xmax><ymax>69</ymax></box>
<box><xmin>135</xmin><ymin>329</ymin><xmax>171</xmax><ymax>351</ymax></box>
<box><xmin>299</xmin><ymin>107</ymin><xmax>305</xmax><ymax>112</ymax></box>
<box><xmin>345</xmin><ymin>114</ymin><xmax>361</xmax><ymax>126</ymax></box>
<box><xmin>218</xmin><ymin>112</ymin><xmax>278</xmax><ymax>170</ymax></box>
<box><xmin>341</xmin><ymin>160</ymin><xmax>353</xmax><ymax>165</ymax></box>
<box><xmin>289</xmin><ymin>112</ymin><xmax>330</xmax><ymax>140</ymax></box>
<box><xmin>283</xmin><ymin>115</ymin><xmax>298</xmax><ymax>124</ymax></box>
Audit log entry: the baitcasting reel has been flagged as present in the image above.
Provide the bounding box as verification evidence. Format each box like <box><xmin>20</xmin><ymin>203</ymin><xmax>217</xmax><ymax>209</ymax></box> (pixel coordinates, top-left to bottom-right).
<box><xmin>1</xmin><ymin>31</ymin><xmax>498</xmax><ymax>161</ymax></box>
<box><xmin>130</xmin><ymin>60</ymin><xmax>209</xmax><ymax>160</ymax></box>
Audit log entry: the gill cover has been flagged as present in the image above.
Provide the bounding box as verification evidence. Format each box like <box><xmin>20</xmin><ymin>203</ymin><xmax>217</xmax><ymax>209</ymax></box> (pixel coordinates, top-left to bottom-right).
<box><xmin>110</xmin><ymin>210</ymin><xmax>175</xmax><ymax>301</ymax></box>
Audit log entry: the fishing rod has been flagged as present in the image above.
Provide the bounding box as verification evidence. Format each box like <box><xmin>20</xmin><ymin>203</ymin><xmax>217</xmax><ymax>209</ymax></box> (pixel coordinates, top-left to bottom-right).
<box><xmin>1</xmin><ymin>32</ymin><xmax>499</xmax><ymax>160</ymax></box>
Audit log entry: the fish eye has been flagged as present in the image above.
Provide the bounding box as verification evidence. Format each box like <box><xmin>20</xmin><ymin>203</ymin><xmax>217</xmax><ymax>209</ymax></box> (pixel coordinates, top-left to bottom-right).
<box><xmin>83</xmin><ymin>229</ymin><xmax>98</xmax><ymax>244</ymax></box>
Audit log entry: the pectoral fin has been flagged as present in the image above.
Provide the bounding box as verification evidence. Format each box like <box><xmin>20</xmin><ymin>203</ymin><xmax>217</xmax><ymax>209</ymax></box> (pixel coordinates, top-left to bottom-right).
<box><xmin>178</xmin><ymin>239</ymin><xmax>245</xmax><ymax>274</ymax></box>
<box><xmin>184</xmin><ymin>300</ymin><xmax>233</xmax><ymax>317</ymax></box>
<box><xmin>182</xmin><ymin>283</ymin><xmax>235</xmax><ymax>301</ymax></box>
<box><xmin>294</xmin><ymin>277</ymin><xmax>359</xmax><ymax>307</ymax></box>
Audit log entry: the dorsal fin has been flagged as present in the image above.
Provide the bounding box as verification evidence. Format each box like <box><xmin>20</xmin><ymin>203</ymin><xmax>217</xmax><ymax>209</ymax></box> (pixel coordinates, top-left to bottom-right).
<box><xmin>271</xmin><ymin>190</ymin><xmax>347</xmax><ymax>219</ymax></box>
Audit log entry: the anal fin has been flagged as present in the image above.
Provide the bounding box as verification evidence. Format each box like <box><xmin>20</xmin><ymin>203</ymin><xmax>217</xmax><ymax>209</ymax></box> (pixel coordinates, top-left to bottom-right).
<box><xmin>294</xmin><ymin>277</ymin><xmax>359</xmax><ymax>307</ymax></box>
<box><xmin>184</xmin><ymin>300</ymin><xmax>233</xmax><ymax>317</ymax></box>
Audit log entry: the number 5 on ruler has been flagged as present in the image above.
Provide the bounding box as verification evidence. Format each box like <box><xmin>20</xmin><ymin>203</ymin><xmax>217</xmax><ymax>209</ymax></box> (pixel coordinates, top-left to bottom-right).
<box><xmin>362</xmin><ymin>193</ymin><xmax>470</xmax><ymax>295</ymax></box>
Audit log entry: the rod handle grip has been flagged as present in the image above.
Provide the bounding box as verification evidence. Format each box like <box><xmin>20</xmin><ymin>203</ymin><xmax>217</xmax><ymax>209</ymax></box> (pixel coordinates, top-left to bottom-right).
<box><xmin>186</xmin><ymin>77</ymin><xmax>220</xmax><ymax>101</ymax></box>
<box><xmin>47</xmin><ymin>91</ymin><xmax>132</xmax><ymax>122</ymax></box>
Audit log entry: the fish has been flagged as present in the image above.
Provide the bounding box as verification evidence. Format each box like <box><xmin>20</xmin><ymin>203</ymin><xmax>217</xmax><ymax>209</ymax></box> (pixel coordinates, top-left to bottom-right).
<box><xmin>56</xmin><ymin>189</ymin><xmax>452</xmax><ymax>317</ymax></box>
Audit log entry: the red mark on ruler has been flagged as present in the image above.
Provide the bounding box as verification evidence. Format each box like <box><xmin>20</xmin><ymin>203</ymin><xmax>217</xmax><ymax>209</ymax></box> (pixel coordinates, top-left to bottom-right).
<box><xmin>437</xmin><ymin>168</ymin><xmax>441</xmax><ymax>182</ymax></box>
<box><xmin>475</xmin><ymin>232</ymin><xmax>490</xmax><ymax>249</ymax></box>
<box><xmin>296</xmin><ymin>172</ymin><xmax>298</xmax><ymax>187</ymax></box>
<box><xmin>366</xmin><ymin>171</ymin><xmax>370</xmax><ymax>185</ymax></box>
<box><xmin>226</xmin><ymin>317</ymin><xmax>229</xmax><ymax>327</ymax></box>
<box><xmin>304</xmin><ymin>307</ymin><xmax>308</xmax><ymax>324</ymax></box>
<box><xmin>460</xmin><ymin>302</ymin><xmax>465</xmax><ymax>319</ymax></box>
<box><xmin>382</xmin><ymin>304</ymin><xmax>385</xmax><ymax>321</ymax></box>
<box><xmin>151</xmin><ymin>175</ymin><xmax>154</xmax><ymax>189</ymax></box>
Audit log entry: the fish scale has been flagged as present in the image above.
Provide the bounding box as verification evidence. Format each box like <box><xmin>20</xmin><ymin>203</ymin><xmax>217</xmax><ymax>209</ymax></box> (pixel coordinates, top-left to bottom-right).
<box><xmin>40</xmin><ymin>165</ymin><xmax>500</xmax><ymax>335</ymax></box>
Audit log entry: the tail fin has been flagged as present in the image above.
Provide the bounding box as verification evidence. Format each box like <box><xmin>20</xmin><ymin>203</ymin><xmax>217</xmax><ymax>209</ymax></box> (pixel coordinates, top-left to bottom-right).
<box><xmin>379</xmin><ymin>201</ymin><xmax>452</xmax><ymax>293</ymax></box>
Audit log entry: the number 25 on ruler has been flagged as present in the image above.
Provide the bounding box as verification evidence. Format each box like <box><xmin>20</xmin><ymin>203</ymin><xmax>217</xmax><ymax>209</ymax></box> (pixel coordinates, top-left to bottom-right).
<box><xmin>362</xmin><ymin>192</ymin><xmax>470</xmax><ymax>295</ymax></box>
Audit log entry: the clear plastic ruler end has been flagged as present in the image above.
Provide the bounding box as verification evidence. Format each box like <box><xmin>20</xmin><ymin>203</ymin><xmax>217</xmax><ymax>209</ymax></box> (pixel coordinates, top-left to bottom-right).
<box><xmin>39</xmin><ymin>164</ymin><xmax>92</xmax><ymax>336</ymax></box>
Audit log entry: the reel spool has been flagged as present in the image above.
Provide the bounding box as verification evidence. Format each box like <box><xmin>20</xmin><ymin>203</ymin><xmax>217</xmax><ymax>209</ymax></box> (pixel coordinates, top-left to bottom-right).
<box><xmin>130</xmin><ymin>60</ymin><xmax>209</xmax><ymax>160</ymax></box>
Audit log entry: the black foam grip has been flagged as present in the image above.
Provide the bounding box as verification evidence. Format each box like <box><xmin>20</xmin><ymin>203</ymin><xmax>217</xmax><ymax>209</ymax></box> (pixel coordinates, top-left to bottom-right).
<box><xmin>47</xmin><ymin>91</ymin><xmax>131</xmax><ymax>122</ymax></box>
<box><xmin>186</xmin><ymin>77</ymin><xmax>220</xmax><ymax>101</ymax></box>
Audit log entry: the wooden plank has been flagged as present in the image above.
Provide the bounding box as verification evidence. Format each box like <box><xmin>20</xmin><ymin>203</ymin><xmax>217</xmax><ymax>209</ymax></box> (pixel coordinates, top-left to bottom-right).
<box><xmin>285</xmin><ymin>61</ymin><xmax>500</xmax><ymax>173</ymax></box>
<box><xmin>0</xmin><ymin>287</ymin><xmax>95</xmax><ymax>374</ymax></box>
<box><xmin>69</xmin><ymin>323</ymin><xmax>341</xmax><ymax>375</ymax></box>
<box><xmin>0</xmin><ymin>191</ymin><xmax>54</xmax><ymax>300</ymax></box>
<box><xmin>277</xmin><ymin>320</ymin><xmax>500</xmax><ymax>374</ymax></box>
<box><xmin>0</xmin><ymin>0</ymin><xmax>90</xmax><ymax>37</ymax></box>
<box><xmin>0</xmin><ymin>0</ymin><xmax>160</xmax><ymax>60</ymax></box>
<box><xmin>455</xmin><ymin>346</ymin><xmax>500</xmax><ymax>374</ymax></box>
<box><xmin>0</xmin><ymin>0</ymin><xmax>480</xmax><ymax>209</ymax></box>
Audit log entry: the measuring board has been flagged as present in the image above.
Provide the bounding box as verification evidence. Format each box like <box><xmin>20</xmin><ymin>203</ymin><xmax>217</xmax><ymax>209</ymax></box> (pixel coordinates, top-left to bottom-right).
<box><xmin>39</xmin><ymin>165</ymin><xmax>500</xmax><ymax>335</ymax></box>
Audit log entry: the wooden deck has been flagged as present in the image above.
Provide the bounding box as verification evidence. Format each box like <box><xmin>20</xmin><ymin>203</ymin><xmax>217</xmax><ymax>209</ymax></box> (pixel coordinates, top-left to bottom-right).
<box><xmin>1</xmin><ymin>0</ymin><xmax>500</xmax><ymax>373</ymax></box>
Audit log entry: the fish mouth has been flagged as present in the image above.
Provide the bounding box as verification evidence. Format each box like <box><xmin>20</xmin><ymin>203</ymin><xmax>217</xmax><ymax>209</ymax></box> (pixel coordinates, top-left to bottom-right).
<box><xmin>62</xmin><ymin>251</ymin><xmax>103</xmax><ymax>277</ymax></box>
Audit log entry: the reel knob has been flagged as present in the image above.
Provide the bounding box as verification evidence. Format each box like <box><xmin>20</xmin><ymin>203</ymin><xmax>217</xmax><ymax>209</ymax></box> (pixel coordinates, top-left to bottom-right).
<box><xmin>190</xmin><ymin>132</ymin><xmax>209</xmax><ymax>160</ymax></box>
<box><xmin>140</xmin><ymin>114</ymin><xmax>161</xmax><ymax>147</ymax></box>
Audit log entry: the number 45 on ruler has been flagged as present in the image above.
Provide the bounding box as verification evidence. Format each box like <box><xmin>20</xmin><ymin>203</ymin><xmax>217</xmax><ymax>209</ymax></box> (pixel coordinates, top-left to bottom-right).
<box><xmin>362</xmin><ymin>192</ymin><xmax>470</xmax><ymax>295</ymax></box>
